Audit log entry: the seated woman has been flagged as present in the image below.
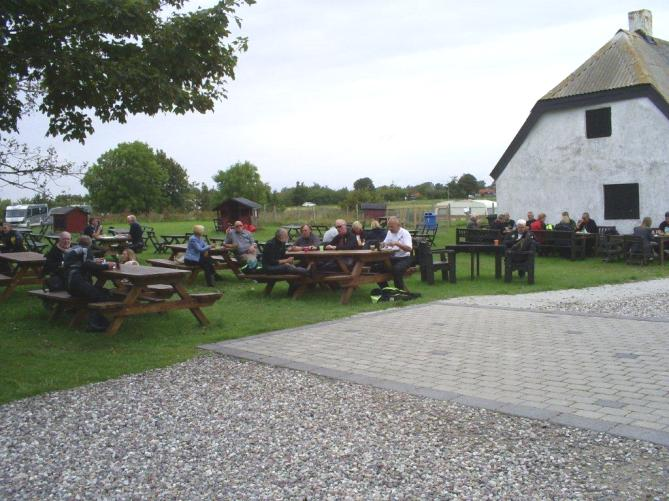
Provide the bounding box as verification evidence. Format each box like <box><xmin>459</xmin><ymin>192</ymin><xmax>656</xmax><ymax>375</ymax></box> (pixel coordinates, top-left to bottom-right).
<box><xmin>632</xmin><ymin>217</ymin><xmax>658</xmax><ymax>258</ymax></box>
<box><xmin>351</xmin><ymin>221</ymin><xmax>365</xmax><ymax>248</ymax></box>
<box><xmin>118</xmin><ymin>248</ymin><xmax>139</xmax><ymax>266</ymax></box>
<box><xmin>184</xmin><ymin>225</ymin><xmax>221</xmax><ymax>287</ymax></box>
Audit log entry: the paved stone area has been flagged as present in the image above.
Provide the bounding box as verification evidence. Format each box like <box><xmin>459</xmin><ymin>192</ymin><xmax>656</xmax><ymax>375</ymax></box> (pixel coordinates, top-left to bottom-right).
<box><xmin>202</xmin><ymin>303</ymin><xmax>669</xmax><ymax>446</ymax></box>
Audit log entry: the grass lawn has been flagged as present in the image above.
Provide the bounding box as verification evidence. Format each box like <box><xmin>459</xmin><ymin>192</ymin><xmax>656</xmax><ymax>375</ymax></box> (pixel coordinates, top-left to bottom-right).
<box><xmin>1</xmin><ymin>220</ymin><xmax>667</xmax><ymax>404</ymax></box>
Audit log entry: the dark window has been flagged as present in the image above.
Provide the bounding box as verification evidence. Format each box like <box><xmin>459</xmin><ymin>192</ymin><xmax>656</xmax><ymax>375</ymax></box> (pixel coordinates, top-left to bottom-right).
<box><xmin>603</xmin><ymin>183</ymin><xmax>639</xmax><ymax>219</ymax></box>
<box><xmin>586</xmin><ymin>107</ymin><xmax>611</xmax><ymax>138</ymax></box>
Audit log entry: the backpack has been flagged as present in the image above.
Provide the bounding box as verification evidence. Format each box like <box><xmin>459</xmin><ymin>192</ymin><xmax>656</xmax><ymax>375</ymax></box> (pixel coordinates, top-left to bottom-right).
<box><xmin>370</xmin><ymin>287</ymin><xmax>421</xmax><ymax>303</ymax></box>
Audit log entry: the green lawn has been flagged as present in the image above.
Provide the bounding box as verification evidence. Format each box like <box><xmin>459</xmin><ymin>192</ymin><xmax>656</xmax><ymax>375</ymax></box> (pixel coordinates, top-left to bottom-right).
<box><xmin>1</xmin><ymin>220</ymin><xmax>666</xmax><ymax>404</ymax></box>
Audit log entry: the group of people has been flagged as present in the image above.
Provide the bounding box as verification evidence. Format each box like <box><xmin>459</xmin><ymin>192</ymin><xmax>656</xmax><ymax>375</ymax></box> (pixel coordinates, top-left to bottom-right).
<box><xmin>183</xmin><ymin>217</ymin><xmax>414</xmax><ymax>292</ymax></box>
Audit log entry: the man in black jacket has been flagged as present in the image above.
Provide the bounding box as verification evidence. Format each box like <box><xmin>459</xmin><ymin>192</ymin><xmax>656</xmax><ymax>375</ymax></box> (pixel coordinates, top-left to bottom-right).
<box><xmin>63</xmin><ymin>236</ymin><xmax>114</xmax><ymax>331</ymax></box>
<box><xmin>503</xmin><ymin>219</ymin><xmax>536</xmax><ymax>277</ymax></box>
<box><xmin>0</xmin><ymin>223</ymin><xmax>26</xmax><ymax>274</ymax></box>
<box><xmin>262</xmin><ymin>228</ymin><xmax>310</xmax><ymax>276</ymax></box>
<box><xmin>43</xmin><ymin>232</ymin><xmax>71</xmax><ymax>290</ymax></box>
<box><xmin>126</xmin><ymin>214</ymin><xmax>144</xmax><ymax>251</ymax></box>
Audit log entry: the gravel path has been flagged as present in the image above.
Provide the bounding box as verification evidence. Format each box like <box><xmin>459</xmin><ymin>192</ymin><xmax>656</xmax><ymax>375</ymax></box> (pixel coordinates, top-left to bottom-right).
<box><xmin>2</xmin><ymin>279</ymin><xmax>669</xmax><ymax>499</ymax></box>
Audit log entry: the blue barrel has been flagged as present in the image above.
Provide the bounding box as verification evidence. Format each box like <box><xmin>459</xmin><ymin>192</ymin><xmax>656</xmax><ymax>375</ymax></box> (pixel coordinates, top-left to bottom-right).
<box><xmin>423</xmin><ymin>212</ymin><xmax>437</xmax><ymax>229</ymax></box>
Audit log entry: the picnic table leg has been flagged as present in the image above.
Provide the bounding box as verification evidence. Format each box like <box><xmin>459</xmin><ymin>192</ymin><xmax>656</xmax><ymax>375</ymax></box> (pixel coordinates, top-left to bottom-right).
<box><xmin>104</xmin><ymin>286</ymin><xmax>144</xmax><ymax>336</ymax></box>
<box><xmin>494</xmin><ymin>251</ymin><xmax>502</xmax><ymax>279</ymax></box>
<box><xmin>476</xmin><ymin>252</ymin><xmax>480</xmax><ymax>277</ymax></box>
<box><xmin>340</xmin><ymin>261</ymin><xmax>365</xmax><ymax>305</ymax></box>
<box><xmin>173</xmin><ymin>282</ymin><xmax>209</xmax><ymax>326</ymax></box>
<box><xmin>661</xmin><ymin>239</ymin><xmax>665</xmax><ymax>266</ymax></box>
<box><xmin>0</xmin><ymin>265</ymin><xmax>25</xmax><ymax>302</ymax></box>
<box><xmin>469</xmin><ymin>253</ymin><xmax>475</xmax><ymax>280</ymax></box>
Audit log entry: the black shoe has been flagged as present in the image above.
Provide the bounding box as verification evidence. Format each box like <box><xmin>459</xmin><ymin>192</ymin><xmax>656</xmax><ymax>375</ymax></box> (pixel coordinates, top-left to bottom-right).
<box><xmin>518</xmin><ymin>270</ymin><xmax>526</xmax><ymax>278</ymax></box>
<box><xmin>214</xmin><ymin>274</ymin><xmax>223</xmax><ymax>281</ymax></box>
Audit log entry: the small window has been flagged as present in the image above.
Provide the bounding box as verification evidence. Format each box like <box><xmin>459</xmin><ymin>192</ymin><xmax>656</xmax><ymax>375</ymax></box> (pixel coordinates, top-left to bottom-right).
<box><xmin>603</xmin><ymin>183</ymin><xmax>639</xmax><ymax>219</ymax></box>
<box><xmin>586</xmin><ymin>107</ymin><xmax>611</xmax><ymax>138</ymax></box>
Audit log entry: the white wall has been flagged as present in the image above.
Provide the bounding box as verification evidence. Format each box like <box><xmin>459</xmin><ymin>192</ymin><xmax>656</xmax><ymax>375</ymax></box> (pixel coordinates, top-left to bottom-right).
<box><xmin>496</xmin><ymin>97</ymin><xmax>669</xmax><ymax>233</ymax></box>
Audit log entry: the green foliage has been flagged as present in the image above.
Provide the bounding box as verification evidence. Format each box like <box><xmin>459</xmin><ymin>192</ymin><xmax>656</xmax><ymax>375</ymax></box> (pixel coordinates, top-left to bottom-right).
<box><xmin>353</xmin><ymin>177</ymin><xmax>375</xmax><ymax>191</ymax></box>
<box><xmin>192</xmin><ymin>183</ymin><xmax>217</xmax><ymax>211</ymax></box>
<box><xmin>1</xmin><ymin>0</ymin><xmax>256</xmax><ymax>142</ymax></box>
<box><xmin>458</xmin><ymin>173</ymin><xmax>482</xmax><ymax>196</ymax></box>
<box><xmin>213</xmin><ymin>161</ymin><xmax>271</xmax><ymax>204</ymax></box>
<box><xmin>155</xmin><ymin>151</ymin><xmax>191</xmax><ymax>210</ymax></box>
<box><xmin>83</xmin><ymin>142</ymin><xmax>168</xmax><ymax>213</ymax></box>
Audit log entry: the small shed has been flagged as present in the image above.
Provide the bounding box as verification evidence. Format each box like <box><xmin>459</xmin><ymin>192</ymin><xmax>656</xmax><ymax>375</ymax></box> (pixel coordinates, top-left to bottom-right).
<box><xmin>50</xmin><ymin>206</ymin><xmax>89</xmax><ymax>233</ymax></box>
<box><xmin>435</xmin><ymin>199</ymin><xmax>497</xmax><ymax>218</ymax></box>
<box><xmin>360</xmin><ymin>203</ymin><xmax>387</xmax><ymax>220</ymax></box>
<box><xmin>213</xmin><ymin>197</ymin><xmax>261</xmax><ymax>231</ymax></box>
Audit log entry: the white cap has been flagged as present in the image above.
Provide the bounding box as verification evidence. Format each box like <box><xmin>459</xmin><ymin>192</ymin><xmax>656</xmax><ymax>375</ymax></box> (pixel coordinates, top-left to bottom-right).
<box><xmin>516</xmin><ymin>219</ymin><xmax>526</xmax><ymax>226</ymax></box>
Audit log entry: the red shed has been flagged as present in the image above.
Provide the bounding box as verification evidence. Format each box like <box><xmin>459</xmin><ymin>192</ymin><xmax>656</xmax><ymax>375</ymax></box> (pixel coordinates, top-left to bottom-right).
<box><xmin>50</xmin><ymin>206</ymin><xmax>89</xmax><ymax>233</ymax></box>
<box><xmin>213</xmin><ymin>197</ymin><xmax>261</xmax><ymax>232</ymax></box>
<box><xmin>360</xmin><ymin>203</ymin><xmax>387</xmax><ymax>220</ymax></box>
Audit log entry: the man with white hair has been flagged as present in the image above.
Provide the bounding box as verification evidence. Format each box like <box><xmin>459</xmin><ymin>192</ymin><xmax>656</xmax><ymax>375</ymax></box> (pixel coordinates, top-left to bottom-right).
<box><xmin>378</xmin><ymin>216</ymin><xmax>413</xmax><ymax>291</ymax></box>
<box><xmin>43</xmin><ymin>231</ymin><xmax>71</xmax><ymax>289</ymax></box>
<box><xmin>503</xmin><ymin>219</ymin><xmax>536</xmax><ymax>278</ymax></box>
<box><xmin>126</xmin><ymin>214</ymin><xmax>144</xmax><ymax>251</ymax></box>
<box><xmin>224</xmin><ymin>220</ymin><xmax>258</xmax><ymax>268</ymax></box>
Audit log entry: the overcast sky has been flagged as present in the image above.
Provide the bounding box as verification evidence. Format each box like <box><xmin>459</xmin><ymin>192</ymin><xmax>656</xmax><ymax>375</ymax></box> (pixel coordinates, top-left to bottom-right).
<box><xmin>9</xmin><ymin>0</ymin><xmax>669</xmax><ymax>199</ymax></box>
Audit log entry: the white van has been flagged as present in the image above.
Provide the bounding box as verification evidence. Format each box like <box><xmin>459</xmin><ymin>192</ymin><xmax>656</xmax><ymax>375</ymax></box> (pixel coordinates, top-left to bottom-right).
<box><xmin>4</xmin><ymin>204</ymin><xmax>49</xmax><ymax>226</ymax></box>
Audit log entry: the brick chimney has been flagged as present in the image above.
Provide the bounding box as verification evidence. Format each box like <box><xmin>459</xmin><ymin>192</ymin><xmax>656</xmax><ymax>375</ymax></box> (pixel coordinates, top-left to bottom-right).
<box><xmin>628</xmin><ymin>9</ymin><xmax>652</xmax><ymax>36</ymax></box>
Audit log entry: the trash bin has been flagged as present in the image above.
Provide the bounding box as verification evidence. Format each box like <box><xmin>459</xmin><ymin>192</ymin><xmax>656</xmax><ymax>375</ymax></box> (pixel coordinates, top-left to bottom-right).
<box><xmin>423</xmin><ymin>212</ymin><xmax>437</xmax><ymax>229</ymax></box>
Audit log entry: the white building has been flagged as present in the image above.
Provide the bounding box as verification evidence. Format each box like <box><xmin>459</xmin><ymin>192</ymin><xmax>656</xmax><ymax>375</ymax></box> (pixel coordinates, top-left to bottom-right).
<box><xmin>435</xmin><ymin>199</ymin><xmax>497</xmax><ymax>217</ymax></box>
<box><xmin>491</xmin><ymin>10</ymin><xmax>669</xmax><ymax>233</ymax></box>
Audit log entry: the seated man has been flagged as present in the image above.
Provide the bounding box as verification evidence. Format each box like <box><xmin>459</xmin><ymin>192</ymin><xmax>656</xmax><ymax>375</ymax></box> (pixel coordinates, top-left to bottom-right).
<box><xmin>377</xmin><ymin>216</ymin><xmax>413</xmax><ymax>291</ymax></box>
<box><xmin>63</xmin><ymin>236</ymin><xmax>114</xmax><ymax>331</ymax></box>
<box><xmin>659</xmin><ymin>212</ymin><xmax>669</xmax><ymax>233</ymax></box>
<box><xmin>576</xmin><ymin>212</ymin><xmax>598</xmax><ymax>233</ymax></box>
<box><xmin>503</xmin><ymin>219</ymin><xmax>536</xmax><ymax>277</ymax></box>
<box><xmin>126</xmin><ymin>214</ymin><xmax>145</xmax><ymax>252</ymax></box>
<box><xmin>224</xmin><ymin>220</ymin><xmax>258</xmax><ymax>268</ymax></box>
<box><xmin>0</xmin><ymin>222</ymin><xmax>26</xmax><ymax>274</ymax></box>
<box><xmin>325</xmin><ymin>219</ymin><xmax>358</xmax><ymax>250</ymax></box>
<box><xmin>526</xmin><ymin>211</ymin><xmax>536</xmax><ymax>227</ymax></box>
<box><xmin>289</xmin><ymin>224</ymin><xmax>320</xmax><ymax>250</ymax></box>
<box><xmin>263</xmin><ymin>229</ymin><xmax>310</xmax><ymax>294</ymax></box>
<box><xmin>43</xmin><ymin>231</ymin><xmax>71</xmax><ymax>291</ymax></box>
<box><xmin>321</xmin><ymin>225</ymin><xmax>339</xmax><ymax>245</ymax></box>
<box><xmin>0</xmin><ymin>222</ymin><xmax>25</xmax><ymax>252</ymax></box>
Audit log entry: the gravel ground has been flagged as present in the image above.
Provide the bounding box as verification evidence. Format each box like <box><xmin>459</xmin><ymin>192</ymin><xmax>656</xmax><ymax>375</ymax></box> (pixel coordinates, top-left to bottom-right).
<box><xmin>2</xmin><ymin>279</ymin><xmax>669</xmax><ymax>499</ymax></box>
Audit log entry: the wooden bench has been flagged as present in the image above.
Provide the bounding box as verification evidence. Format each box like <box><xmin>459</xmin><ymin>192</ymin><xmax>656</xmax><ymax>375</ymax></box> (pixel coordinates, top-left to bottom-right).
<box><xmin>0</xmin><ymin>273</ymin><xmax>12</xmax><ymax>286</ymax></box>
<box><xmin>28</xmin><ymin>289</ymin><xmax>89</xmax><ymax>325</ymax></box>
<box><xmin>504</xmin><ymin>249</ymin><xmax>536</xmax><ymax>284</ymax></box>
<box><xmin>531</xmin><ymin>230</ymin><xmax>586</xmax><ymax>260</ymax></box>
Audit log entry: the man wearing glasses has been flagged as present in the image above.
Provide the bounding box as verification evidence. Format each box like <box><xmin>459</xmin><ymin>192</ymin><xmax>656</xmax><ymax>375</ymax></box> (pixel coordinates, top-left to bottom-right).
<box><xmin>224</xmin><ymin>220</ymin><xmax>258</xmax><ymax>268</ymax></box>
<box><xmin>325</xmin><ymin>219</ymin><xmax>358</xmax><ymax>250</ymax></box>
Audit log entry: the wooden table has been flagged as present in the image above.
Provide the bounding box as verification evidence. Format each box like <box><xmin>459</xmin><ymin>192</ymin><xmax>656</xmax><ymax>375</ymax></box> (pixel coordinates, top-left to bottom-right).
<box><xmin>94</xmin><ymin>265</ymin><xmax>221</xmax><ymax>336</ymax></box>
<box><xmin>287</xmin><ymin>249</ymin><xmax>395</xmax><ymax>304</ymax></box>
<box><xmin>0</xmin><ymin>251</ymin><xmax>46</xmax><ymax>301</ymax></box>
<box><xmin>108</xmin><ymin>227</ymin><xmax>130</xmax><ymax>236</ymax></box>
<box><xmin>445</xmin><ymin>243</ymin><xmax>505</xmax><ymax>280</ymax></box>
<box><xmin>95</xmin><ymin>235</ymin><xmax>130</xmax><ymax>255</ymax></box>
<box><xmin>163</xmin><ymin>243</ymin><xmax>226</xmax><ymax>261</ymax></box>
<box><xmin>161</xmin><ymin>234</ymin><xmax>189</xmax><ymax>245</ymax></box>
<box><xmin>281</xmin><ymin>224</ymin><xmax>302</xmax><ymax>240</ymax></box>
<box><xmin>653</xmin><ymin>234</ymin><xmax>669</xmax><ymax>265</ymax></box>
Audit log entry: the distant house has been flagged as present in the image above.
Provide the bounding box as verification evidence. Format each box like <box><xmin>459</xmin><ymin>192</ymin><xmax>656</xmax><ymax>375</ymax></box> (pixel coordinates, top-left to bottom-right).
<box><xmin>360</xmin><ymin>203</ymin><xmax>387</xmax><ymax>220</ymax></box>
<box><xmin>213</xmin><ymin>197</ymin><xmax>261</xmax><ymax>231</ymax></box>
<box><xmin>491</xmin><ymin>10</ymin><xmax>669</xmax><ymax>233</ymax></box>
<box><xmin>435</xmin><ymin>199</ymin><xmax>497</xmax><ymax>218</ymax></box>
<box><xmin>479</xmin><ymin>187</ymin><xmax>496</xmax><ymax>196</ymax></box>
<box><xmin>50</xmin><ymin>206</ymin><xmax>89</xmax><ymax>233</ymax></box>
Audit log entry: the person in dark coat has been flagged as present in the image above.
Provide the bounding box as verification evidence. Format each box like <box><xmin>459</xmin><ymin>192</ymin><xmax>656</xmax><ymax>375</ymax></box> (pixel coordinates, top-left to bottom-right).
<box><xmin>126</xmin><ymin>214</ymin><xmax>144</xmax><ymax>252</ymax></box>
<box><xmin>263</xmin><ymin>228</ymin><xmax>310</xmax><ymax>276</ymax></box>
<box><xmin>576</xmin><ymin>212</ymin><xmax>598</xmax><ymax>233</ymax></box>
<box><xmin>503</xmin><ymin>219</ymin><xmax>536</xmax><ymax>277</ymax></box>
<box><xmin>0</xmin><ymin>222</ymin><xmax>26</xmax><ymax>274</ymax></box>
<box><xmin>63</xmin><ymin>235</ymin><xmax>114</xmax><ymax>331</ymax></box>
<box><xmin>326</xmin><ymin>219</ymin><xmax>359</xmax><ymax>250</ymax></box>
<box><xmin>43</xmin><ymin>231</ymin><xmax>71</xmax><ymax>289</ymax></box>
<box><xmin>364</xmin><ymin>220</ymin><xmax>388</xmax><ymax>249</ymax></box>
<box><xmin>632</xmin><ymin>217</ymin><xmax>657</xmax><ymax>258</ymax></box>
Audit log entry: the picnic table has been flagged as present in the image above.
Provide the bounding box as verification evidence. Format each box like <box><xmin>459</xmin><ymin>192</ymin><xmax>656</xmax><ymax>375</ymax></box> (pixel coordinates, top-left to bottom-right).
<box><xmin>108</xmin><ymin>227</ymin><xmax>130</xmax><ymax>236</ymax></box>
<box><xmin>163</xmin><ymin>243</ymin><xmax>226</xmax><ymax>261</ymax></box>
<box><xmin>287</xmin><ymin>249</ymin><xmax>397</xmax><ymax>304</ymax></box>
<box><xmin>95</xmin><ymin>234</ymin><xmax>130</xmax><ymax>255</ymax></box>
<box><xmin>161</xmin><ymin>234</ymin><xmax>189</xmax><ymax>246</ymax></box>
<box><xmin>0</xmin><ymin>251</ymin><xmax>46</xmax><ymax>301</ymax></box>
<box><xmin>653</xmin><ymin>233</ymin><xmax>669</xmax><ymax>265</ymax></box>
<box><xmin>91</xmin><ymin>264</ymin><xmax>222</xmax><ymax>336</ymax></box>
<box><xmin>281</xmin><ymin>224</ymin><xmax>302</xmax><ymax>240</ymax></box>
<box><xmin>444</xmin><ymin>243</ymin><xmax>505</xmax><ymax>280</ymax></box>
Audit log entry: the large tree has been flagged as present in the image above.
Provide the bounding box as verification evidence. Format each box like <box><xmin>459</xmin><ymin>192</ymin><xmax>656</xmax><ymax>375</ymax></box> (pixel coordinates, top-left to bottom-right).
<box><xmin>83</xmin><ymin>142</ymin><xmax>168</xmax><ymax>213</ymax></box>
<box><xmin>213</xmin><ymin>161</ymin><xmax>270</xmax><ymax>204</ymax></box>
<box><xmin>0</xmin><ymin>0</ymin><xmax>254</xmax><ymax>192</ymax></box>
<box><xmin>155</xmin><ymin>150</ymin><xmax>191</xmax><ymax>210</ymax></box>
